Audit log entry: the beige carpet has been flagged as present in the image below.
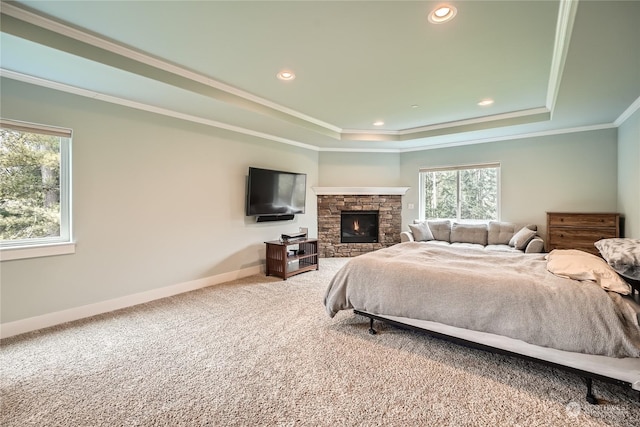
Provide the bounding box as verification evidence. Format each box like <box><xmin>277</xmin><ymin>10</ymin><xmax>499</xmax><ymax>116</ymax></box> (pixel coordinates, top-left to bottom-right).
<box><xmin>1</xmin><ymin>258</ymin><xmax>639</xmax><ymax>426</ymax></box>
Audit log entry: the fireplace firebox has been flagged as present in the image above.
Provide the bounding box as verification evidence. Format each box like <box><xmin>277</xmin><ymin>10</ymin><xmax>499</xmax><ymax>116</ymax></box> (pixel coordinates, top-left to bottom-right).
<box><xmin>341</xmin><ymin>211</ymin><xmax>379</xmax><ymax>243</ymax></box>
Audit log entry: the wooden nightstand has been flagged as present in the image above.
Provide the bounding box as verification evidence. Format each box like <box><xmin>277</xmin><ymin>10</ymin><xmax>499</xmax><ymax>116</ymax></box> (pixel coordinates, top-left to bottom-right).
<box><xmin>546</xmin><ymin>212</ymin><xmax>620</xmax><ymax>255</ymax></box>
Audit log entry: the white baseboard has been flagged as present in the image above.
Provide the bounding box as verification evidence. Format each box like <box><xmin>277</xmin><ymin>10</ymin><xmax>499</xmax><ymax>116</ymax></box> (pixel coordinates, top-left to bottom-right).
<box><xmin>0</xmin><ymin>265</ymin><xmax>263</xmax><ymax>339</ymax></box>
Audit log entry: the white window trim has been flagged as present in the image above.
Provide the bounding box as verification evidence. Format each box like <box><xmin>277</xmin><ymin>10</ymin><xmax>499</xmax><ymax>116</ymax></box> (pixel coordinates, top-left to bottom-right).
<box><xmin>0</xmin><ymin>242</ymin><xmax>76</xmax><ymax>261</ymax></box>
<box><xmin>418</xmin><ymin>162</ymin><xmax>501</xmax><ymax>222</ymax></box>
<box><xmin>0</xmin><ymin>119</ymin><xmax>74</xmax><ymax>261</ymax></box>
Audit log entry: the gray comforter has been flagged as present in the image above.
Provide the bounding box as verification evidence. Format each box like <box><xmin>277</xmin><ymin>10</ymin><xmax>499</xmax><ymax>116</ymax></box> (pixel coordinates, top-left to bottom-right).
<box><xmin>324</xmin><ymin>242</ymin><xmax>640</xmax><ymax>358</ymax></box>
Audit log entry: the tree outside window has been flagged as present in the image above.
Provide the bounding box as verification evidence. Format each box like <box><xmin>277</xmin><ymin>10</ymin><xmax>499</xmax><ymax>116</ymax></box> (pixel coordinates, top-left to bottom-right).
<box><xmin>420</xmin><ymin>164</ymin><xmax>499</xmax><ymax>221</ymax></box>
<box><xmin>0</xmin><ymin>120</ymin><xmax>71</xmax><ymax>247</ymax></box>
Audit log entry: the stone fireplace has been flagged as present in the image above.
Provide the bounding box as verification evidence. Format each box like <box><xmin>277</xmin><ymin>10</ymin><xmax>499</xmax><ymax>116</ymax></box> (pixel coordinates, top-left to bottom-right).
<box><xmin>341</xmin><ymin>210</ymin><xmax>379</xmax><ymax>243</ymax></box>
<box><xmin>315</xmin><ymin>187</ymin><xmax>408</xmax><ymax>257</ymax></box>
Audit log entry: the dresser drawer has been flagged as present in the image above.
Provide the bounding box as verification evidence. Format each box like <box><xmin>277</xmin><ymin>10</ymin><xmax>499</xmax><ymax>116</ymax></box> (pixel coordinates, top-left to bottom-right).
<box><xmin>546</xmin><ymin>212</ymin><xmax>620</xmax><ymax>254</ymax></box>
<box><xmin>548</xmin><ymin>229</ymin><xmax>618</xmax><ymax>246</ymax></box>
<box><xmin>547</xmin><ymin>213</ymin><xmax>617</xmax><ymax>228</ymax></box>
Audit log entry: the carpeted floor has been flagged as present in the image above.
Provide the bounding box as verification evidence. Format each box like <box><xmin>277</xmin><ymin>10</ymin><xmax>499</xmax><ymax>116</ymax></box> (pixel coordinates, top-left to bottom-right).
<box><xmin>1</xmin><ymin>257</ymin><xmax>639</xmax><ymax>426</ymax></box>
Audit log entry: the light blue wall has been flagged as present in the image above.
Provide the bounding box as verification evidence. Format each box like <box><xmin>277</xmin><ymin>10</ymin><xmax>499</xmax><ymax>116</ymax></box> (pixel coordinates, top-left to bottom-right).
<box><xmin>318</xmin><ymin>129</ymin><xmax>620</xmax><ymax>241</ymax></box>
<box><xmin>617</xmin><ymin>108</ymin><xmax>640</xmax><ymax>238</ymax></box>
<box><xmin>318</xmin><ymin>151</ymin><xmax>401</xmax><ymax>186</ymax></box>
<box><xmin>399</xmin><ymin>129</ymin><xmax>619</xmax><ymax>238</ymax></box>
<box><xmin>0</xmin><ymin>79</ymin><xmax>319</xmax><ymax>323</ymax></box>
<box><xmin>1</xmin><ymin>77</ymin><xmax>635</xmax><ymax>326</ymax></box>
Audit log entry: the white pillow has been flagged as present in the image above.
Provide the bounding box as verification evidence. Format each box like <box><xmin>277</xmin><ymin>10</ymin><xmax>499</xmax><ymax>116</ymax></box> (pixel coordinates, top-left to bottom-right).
<box><xmin>546</xmin><ymin>249</ymin><xmax>631</xmax><ymax>295</ymax></box>
<box><xmin>508</xmin><ymin>227</ymin><xmax>537</xmax><ymax>250</ymax></box>
<box><xmin>408</xmin><ymin>222</ymin><xmax>434</xmax><ymax>241</ymax></box>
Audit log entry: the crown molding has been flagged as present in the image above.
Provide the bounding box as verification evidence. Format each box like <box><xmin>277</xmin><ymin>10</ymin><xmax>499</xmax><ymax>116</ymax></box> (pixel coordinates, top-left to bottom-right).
<box><xmin>546</xmin><ymin>0</ymin><xmax>579</xmax><ymax>114</ymax></box>
<box><xmin>0</xmin><ymin>0</ymin><xmax>574</xmax><ymax>143</ymax></box>
<box><xmin>0</xmin><ymin>2</ymin><xmax>341</xmax><ymax>138</ymax></box>
<box><xmin>0</xmin><ymin>69</ymin><xmax>322</xmax><ymax>152</ymax></box>
<box><xmin>2</xmin><ymin>1</ymin><xmax>626</xmax><ymax>154</ymax></box>
<box><xmin>397</xmin><ymin>123</ymin><xmax>617</xmax><ymax>153</ymax></box>
<box><xmin>614</xmin><ymin>95</ymin><xmax>640</xmax><ymax>127</ymax></box>
<box><xmin>2</xmin><ymin>68</ymin><xmax>623</xmax><ymax>155</ymax></box>
<box><xmin>339</xmin><ymin>107</ymin><xmax>551</xmax><ymax>142</ymax></box>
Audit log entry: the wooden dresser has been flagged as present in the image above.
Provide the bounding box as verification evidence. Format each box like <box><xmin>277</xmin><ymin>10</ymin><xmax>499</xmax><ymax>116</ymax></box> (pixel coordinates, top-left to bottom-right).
<box><xmin>546</xmin><ymin>212</ymin><xmax>620</xmax><ymax>255</ymax></box>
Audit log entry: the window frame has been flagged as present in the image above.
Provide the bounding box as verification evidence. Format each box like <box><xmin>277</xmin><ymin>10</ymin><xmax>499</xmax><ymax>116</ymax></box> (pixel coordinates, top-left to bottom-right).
<box><xmin>418</xmin><ymin>163</ymin><xmax>501</xmax><ymax>222</ymax></box>
<box><xmin>0</xmin><ymin>119</ymin><xmax>75</xmax><ymax>261</ymax></box>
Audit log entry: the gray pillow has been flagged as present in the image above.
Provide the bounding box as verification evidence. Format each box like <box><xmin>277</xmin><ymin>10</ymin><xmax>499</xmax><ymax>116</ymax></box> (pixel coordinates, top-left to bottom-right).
<box><xmin>427</xmin><ymin>220</ymin><xmax>451</xmax><ymax>242</ymax></box>
<box><xmin>408</xmin><ymin>222</ymin><xmax>434</xmax><ymax>241</ymax></box>
<box><xmin>594</xmin><ymin>238</ymin><xmax>640</xmax><ymax>280</ymax></box>
<box><xmin>450</xmin><ymin>223</ymin><xmax>488</xmax><ymax>245</ymax></box>
<box><xmin>524</xmin><ymin>238</ymin><xmax>545</xmax><ymax>253</ymax></box>
<box><xmin>509</xmin><ymin>227</ymin><xmax>537</xmax><ymax>250</ymax></box>
<box><xmin>487</xmin><ymin>221</ymin><xmax>517</xmax><ymax>245</ymax></box>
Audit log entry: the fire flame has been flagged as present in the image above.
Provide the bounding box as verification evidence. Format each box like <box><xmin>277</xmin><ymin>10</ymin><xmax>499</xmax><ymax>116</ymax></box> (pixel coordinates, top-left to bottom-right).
<box><xmin>353</xmin><ymin>220</ymin><xmax>360</xmax><ymax>232</ymax></box>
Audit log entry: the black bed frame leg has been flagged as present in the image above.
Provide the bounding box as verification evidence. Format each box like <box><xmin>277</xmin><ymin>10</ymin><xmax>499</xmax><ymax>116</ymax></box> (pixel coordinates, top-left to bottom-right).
<box><xmin>585</xmin><ymin>377</ymin><xmax>598</xmax><ymax>405</ymax></box>
<box><xmin>368</xmin><ymin>317</ymin><xmax>377</xmax><ymax>335</ymax></box>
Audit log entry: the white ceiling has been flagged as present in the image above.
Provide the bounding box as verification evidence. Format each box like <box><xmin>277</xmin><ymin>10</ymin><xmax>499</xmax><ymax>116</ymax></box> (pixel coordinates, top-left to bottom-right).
<box><xmin>1</xmin><ymin>0</ymin><xmax>639</xmax><ymax>151</ymax></box>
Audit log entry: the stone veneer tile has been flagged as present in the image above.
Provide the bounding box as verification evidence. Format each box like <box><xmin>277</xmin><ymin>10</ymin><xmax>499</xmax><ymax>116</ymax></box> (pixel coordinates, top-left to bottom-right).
<box><xmin>317</xmin><ymin>194</ymin><xmax>402</xmax><ymax>257</ymax></box>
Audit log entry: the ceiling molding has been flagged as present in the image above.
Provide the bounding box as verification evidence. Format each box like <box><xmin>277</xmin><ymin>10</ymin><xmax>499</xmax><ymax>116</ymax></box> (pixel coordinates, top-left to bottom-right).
<box><xmin>399</xmin><ymin>108</ymin><xmax>551</xmax><ymax>135</ymax></box>
<box><xmin>318</xmin><ymin>146</ymin><xmax>403</xmax><ymax>153</ymax></box>
<box><xmin>1</xmin><ymin>68</ymin><xmax>621</xmax><ymax>155</ymax></box>
<box><xmin>1</xmin><ymin>1</ymin><xmax>631</xmax><ymax>155</ymax></box>
<box><xmin>0</xmin><ymin>0</ymin><xmax>575</xmax><ymax>143</ymax></box>
<box><xmin>0</xmin><ymin>2</ymin><xmax>341</xmax><ymax>138</ymax></box>
<box><xmin>397</xmin><ymin>123</ymin><xmax>617</xmax><ymax>153</ymax></box>
<box><xmin>614</xmin><ymin>95</ymin><xmax>640</xmax><ymax>127</ymax></box>
<box><xmin>0</xmin><ymin>68</ymin><xmax>321</xmax><ymax>152</ymax></box>
<box><xmin>340</xmin><ymin>108</ymin><xmax>551</xmax><ymax>142</ymax></box>
<box><xmin>546</xmin><ymin>0</ymin><xmax>579</xmax><ymax>115</ymax></box>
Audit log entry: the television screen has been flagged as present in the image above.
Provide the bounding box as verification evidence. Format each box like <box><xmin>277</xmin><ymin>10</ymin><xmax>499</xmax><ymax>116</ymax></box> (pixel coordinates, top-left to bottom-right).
<box><xmin>246</xmin><ymin>167</ymin><xmax>307</xmax><ymax>217</ymax></box>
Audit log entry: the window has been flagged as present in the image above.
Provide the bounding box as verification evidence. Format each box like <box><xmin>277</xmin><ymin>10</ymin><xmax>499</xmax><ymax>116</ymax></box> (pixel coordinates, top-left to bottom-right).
<box><xmin>0</xmin><ymin>119</ymin><xmax>73</xmax><ymax>260</ymax></box>
<box><xmin>419</xmin><ymin>163</ymin><xmax>500</xmax><ymax>221</ymax></box>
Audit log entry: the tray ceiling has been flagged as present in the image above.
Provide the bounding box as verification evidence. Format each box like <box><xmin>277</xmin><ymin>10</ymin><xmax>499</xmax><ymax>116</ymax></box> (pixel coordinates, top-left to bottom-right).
<box><xmin>1</xmin><ymin>0</ymin><xmax>638</xmax><ymax>151</ymax></box>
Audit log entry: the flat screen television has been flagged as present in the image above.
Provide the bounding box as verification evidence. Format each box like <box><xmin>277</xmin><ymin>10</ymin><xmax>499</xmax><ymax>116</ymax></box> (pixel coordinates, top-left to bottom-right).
<box><xmin>246</xmin><ymin>167</ymin><xmax>307</xmax><ymax>220</ymax></box>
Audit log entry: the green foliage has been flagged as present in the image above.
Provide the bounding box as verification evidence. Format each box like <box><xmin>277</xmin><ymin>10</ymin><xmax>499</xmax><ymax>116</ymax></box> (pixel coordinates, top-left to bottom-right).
<box><xmin>0</xmin><ymin>128</ymin><xmax>61</xmax><ymax>240</ymax></box>
<box><xmin>423</xmin><ymin>170</ymin><xmax>457</xmax><ymax>219</ymax></box>
<box><xmin>460</xmin><ymin>168</ymin><xmax>498</xmax><ymax>220</ymax></box>
<box><xmin>422</xmin><ymin>167</ymin><xmax>498</xmax><ymax>221</ymax></box>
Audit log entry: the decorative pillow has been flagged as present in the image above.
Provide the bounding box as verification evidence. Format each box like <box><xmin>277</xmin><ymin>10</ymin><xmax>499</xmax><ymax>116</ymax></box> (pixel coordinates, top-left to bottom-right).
<box><xmin>487</xmin><ymin>221</ymin><xmax>517</xmax><ymax>245</ymax></box>
<box><xmin>408</xmin><ymin>222</ymin><xmax>434</xmax><ymax>242</ymax></box>
<box><xmin>524</xmin><ymin>238</ymin><xmax>545</xmax><ymax>254</ymax></box>
<box><xmin>488</xmin><ymin>222</ymin><xmax>538</xmax><ymax>245</ymax></box>
<box><xmin>508</xmin><ymin>227</ymin><xmax>537</xmax><ymax>250</ymax></box>
<box><xmin>427</xmin><ymin>220</ymin><xmax>451</xmax><ymax>242</ymax></box>
<box><xmin>594</xmin><ymin>238</ymin><xmax>640</xmax><ymax>280</ymax></box>
<box><xmin>450</xmin><ymin>223</ymin><xmax>488</xmax><ymax>245</ymax></box>
<box><xmin>546</xmin><ymin>249</ymin><xmax>631</xmax><ymax>295</ymax></box>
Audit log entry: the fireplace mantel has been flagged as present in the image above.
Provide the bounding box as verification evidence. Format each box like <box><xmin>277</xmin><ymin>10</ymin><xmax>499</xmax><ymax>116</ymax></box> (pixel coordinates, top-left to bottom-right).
<box><xmin>312</xmin><ymin>186</ymin><xmax>409</xmax><ymax>195</ymax></box>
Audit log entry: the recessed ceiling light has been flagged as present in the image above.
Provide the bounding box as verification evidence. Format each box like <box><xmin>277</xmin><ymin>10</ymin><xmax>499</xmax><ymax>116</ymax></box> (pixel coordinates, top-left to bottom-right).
<box><xmin>428</xmin><ymin>4</ymin><xmax>457</xmax><ymax>24</ymax></box>
<box><xmin>411</xmin><ymin>104</ymin><xmax>419</xmax><ymax>109</ymax></box>
<box><xmin>373</xmin><ymin>121</ymin><xmax>385</xmax><ymax>126</ymax></box>
<box><xmin>478</xmin><ymin>98</ymin><xmax>494</xmax><ymax>106</ymax></box>
<box><xmin>277</xmin><ymin>70</ymin><xmax>296</xmax><ymax>81</ymax></box>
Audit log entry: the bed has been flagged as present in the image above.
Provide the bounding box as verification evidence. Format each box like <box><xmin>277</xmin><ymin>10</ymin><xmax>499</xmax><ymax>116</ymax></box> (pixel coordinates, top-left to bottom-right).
<box><xmin>323</xmin><ymin>241</ymin><xmax>640</xmax><ymax>403</ymax></box>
